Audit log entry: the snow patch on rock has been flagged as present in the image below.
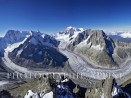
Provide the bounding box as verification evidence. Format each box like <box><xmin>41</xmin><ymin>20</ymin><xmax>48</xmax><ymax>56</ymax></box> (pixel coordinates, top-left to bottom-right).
<box><xmin>24</xmin><ymin>90</ymin><xmax>40</xmax><ymax>98</ymax></box>
<box><xmin>16</xmin><ymin>49</ymin><xmax>23</xmax><ymax>56</ymax></box>
<box><xmin>42</xmin><ymin>91</ymin><xmax>53</xmax><ymax>98</ymax></box>
<box><xmin>0</xmin><ymin>81</ymin><xmax>9</xmax><ymax>86</ymax></box>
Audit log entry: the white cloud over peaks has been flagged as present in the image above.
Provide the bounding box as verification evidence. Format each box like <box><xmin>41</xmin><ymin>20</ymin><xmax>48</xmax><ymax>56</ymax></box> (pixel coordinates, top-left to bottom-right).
<box><xmin>120</xmin><ymin>32</ymin><xmax>131</xmax><ymax>38</ymax></box>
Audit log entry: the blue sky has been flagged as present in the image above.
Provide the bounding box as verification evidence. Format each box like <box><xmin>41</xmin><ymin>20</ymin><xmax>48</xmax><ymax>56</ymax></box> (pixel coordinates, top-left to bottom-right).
<box><xmin>0</xmin><ymin>0</ymin><xmax>131</xmax><ymax>36</ymax></box>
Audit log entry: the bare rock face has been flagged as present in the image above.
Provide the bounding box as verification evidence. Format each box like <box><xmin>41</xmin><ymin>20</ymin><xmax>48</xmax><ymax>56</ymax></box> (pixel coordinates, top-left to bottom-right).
<box><xmin>113</xmin><ymin>40</ymin><xmax>131</xmax><ymax>65</ymax></box>
<box><xmin>84</xmin><ymin>77</ymin><xmax>113</xmax><ymax>98</ymax></box>
<box><xmin>86</xmin><ymin>30</ymin><xmax>115</xmax><ymax>55</ymax></box>
<box><xmin>85</xmin><ymin>80</ymin><xmax>104</xmax><ymax>98</ymax></box>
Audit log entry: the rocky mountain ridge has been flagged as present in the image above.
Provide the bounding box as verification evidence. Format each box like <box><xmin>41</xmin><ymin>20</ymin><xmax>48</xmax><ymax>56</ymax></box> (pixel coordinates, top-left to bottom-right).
<box><xmin>1</xmin><ymin>76</ymin><xmax>130</xmax><ymax>98</ymax></box>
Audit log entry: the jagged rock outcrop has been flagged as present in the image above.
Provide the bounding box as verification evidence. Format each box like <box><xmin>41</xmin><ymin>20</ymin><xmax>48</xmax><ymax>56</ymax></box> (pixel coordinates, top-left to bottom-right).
<box><xmin>0</xmin><ymin>90</ymin><xmax>12</xmax><ymax>98</ymax></box>
<box><xmin>10</xmin><ymin>77</ymin><xmax>50</xmax><ymax>98</ymax></box>
<box><xmin>85</xmin><ymin>76</ymin><xmax>131</xmax><ymax>98</ymax></box>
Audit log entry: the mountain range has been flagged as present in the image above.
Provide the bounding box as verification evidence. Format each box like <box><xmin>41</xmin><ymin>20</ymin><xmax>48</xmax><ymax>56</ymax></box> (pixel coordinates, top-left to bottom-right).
<box><xmin>0</xmin><ymin>27</ymin><xmax>131</xmax><ymax>70</ymax></box>
<box><xmin>0</xmin><ymin>27</ymin><xmax>131</xmax><ymax>97</ymax></box>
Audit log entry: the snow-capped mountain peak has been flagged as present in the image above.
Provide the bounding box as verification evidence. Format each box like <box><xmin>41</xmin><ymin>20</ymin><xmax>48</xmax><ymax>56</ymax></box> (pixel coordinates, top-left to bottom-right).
<box><xmin>55</xmin><ymin>26</ymin><xmax>85</xmax><ymax>49</ymax></box>
<box><xmin>56</xmin><ymin>26</ymin><xmax>84</xmax><ymax>40</ymax></box>
<box><xmin>65</xmin><ymin>26</ymin><xmax>84</xmax><ymax>34</ymax></box>
<box><xmin>25</xmin><ymin>32</ymin><xmax>59</xmax><ymax>47</ymax></box>
<box><xmin>66</xmin><ymin>26</ymin><xmax>76</xmax><ymax>30</ymax></box>
<box><xmin>65</xmin><ymin>26</ymin><xmax>84</xmax><ymax>31</ymax></box>
<box><xmin>4</xmin><ymin>30</ymin><xmax>29</xmax><ymax>44</ymax></box>
<box><xmin>77</xmin><ymin>28</ymin><xmax>84</xmax><ymax>31</ymax></box>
